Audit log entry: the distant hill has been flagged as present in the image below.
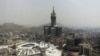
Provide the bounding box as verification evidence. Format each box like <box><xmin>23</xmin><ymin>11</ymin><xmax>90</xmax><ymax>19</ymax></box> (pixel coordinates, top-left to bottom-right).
<box><xmin>1</xmin><ymin>23</ymin><xmax>42</xmax><ymax>33</ymax></box>
<box><xmin>0</xmin><ymin>23</ymin><xmax>100</xmax><ymax>33</ymax></box>
<box><xmin>0</xmin><ymin>23</ymin><xmax>72</xmax><ymax>33</ymax></box>
<box><xmin>0</xmin><ymin>23</ymin><xmax>24</xmax><ymax>32</ymax></box>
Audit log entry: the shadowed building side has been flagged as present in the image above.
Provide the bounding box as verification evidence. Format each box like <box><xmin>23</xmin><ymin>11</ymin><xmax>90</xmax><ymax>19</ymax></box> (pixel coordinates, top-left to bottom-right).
<box><xmin>44</xmin><ymin>7</ymin><xmax>62</xmax><ymax>42</ymax></box>
<box><xmin>51</xmin><ymin>6</ymin><xmax>56</xmax><ymax>27</ymax></box>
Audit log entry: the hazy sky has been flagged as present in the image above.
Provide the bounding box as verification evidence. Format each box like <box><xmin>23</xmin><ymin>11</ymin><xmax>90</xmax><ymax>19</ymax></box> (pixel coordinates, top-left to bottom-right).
<box><xmin>0</xmin><ymin>0</ymin><xmax>100</xmax><ymax>28</ymax></box>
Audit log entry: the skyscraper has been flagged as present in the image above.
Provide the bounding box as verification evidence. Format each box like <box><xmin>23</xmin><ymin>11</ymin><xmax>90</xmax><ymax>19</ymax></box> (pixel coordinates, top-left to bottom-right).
<box><xmin>51</xmin><ymin>6</ymin><xmax>56</xmax><ymax>27</ymax></box>
<box><xmin>44</xmin><ymin>7</ymin><xmax>62</xmax><ymax>42</ymax></box>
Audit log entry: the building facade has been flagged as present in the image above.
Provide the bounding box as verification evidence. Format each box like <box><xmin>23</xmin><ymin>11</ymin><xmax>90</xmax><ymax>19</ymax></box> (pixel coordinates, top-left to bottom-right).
<box><xmin>44</xmin><ymin>7</ymin><xmax>62</xmax><ymax>42</ymax></box>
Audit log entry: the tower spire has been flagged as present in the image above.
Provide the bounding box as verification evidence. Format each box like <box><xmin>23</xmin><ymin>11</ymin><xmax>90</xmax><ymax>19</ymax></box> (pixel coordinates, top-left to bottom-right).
<box><xmin>53</xmin><ymin>6</ymin><xmax>55</xmax><ymax>13</ymax></box>
<box><xmin>51</xmin><ymin>6</ymin><xmax>56</xmax><ymax>16</ymax></box>
<box><xmin>51</xmin><ymin>6</ymin><xmax>56</xmax><ymax>27</ymax></box>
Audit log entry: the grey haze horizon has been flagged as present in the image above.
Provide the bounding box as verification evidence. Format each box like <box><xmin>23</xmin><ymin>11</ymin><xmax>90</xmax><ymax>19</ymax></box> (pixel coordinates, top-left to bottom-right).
<box><xmin>0</xmin><ymin>0</ymin><xmax>100</xmax><ymax>28</ymax></box>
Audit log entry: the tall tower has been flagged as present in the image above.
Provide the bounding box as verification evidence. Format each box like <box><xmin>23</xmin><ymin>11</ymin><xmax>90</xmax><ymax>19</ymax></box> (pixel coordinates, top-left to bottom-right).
<box><xmin>51</xmin><ymin>7</ymin><xmax>56</xmax><ymax>27</ymax></box>
<box><xmin>44</xmin><ymin>6</ymin><xmax>62</xmax><ymax>42</ymax></box>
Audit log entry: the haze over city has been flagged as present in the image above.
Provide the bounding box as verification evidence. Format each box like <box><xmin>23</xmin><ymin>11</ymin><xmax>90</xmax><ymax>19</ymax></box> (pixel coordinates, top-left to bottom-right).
<box><xmin>0</xmin><ymin>0</ymin><xmax>100</xmax><ymax>56</ymax></box>
<box><xmin>0</xmin><ymin>0</ymin><xmax>100</xmax><ymax>28</ymax></box>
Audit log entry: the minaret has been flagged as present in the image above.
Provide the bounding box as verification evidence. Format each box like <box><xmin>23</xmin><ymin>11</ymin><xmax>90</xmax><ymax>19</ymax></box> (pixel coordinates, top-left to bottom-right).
<box><xmin>51</xmin><ymin>6</ymin><xmax>56</xmax><ymax>27</ymax></box>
